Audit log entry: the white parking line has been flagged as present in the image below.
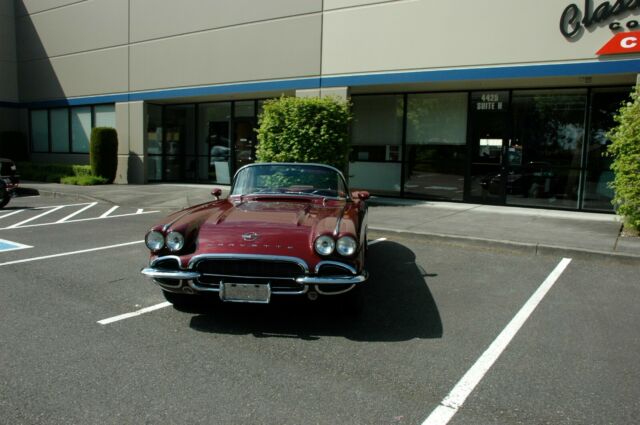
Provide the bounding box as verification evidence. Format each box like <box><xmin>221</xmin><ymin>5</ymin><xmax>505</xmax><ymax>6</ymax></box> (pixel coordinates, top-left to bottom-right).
<box><xmin>56</xmin><ymin>202</ymin><xmax>98</xmax><ymax>223</ymax></box>
<box><xmin>0</xmin><ymin>203</ymin><xmax>159</xmax><ymax>230</ymax></box>
<box><xmin>0</xmin><ymin>209</ymin><xmax>25</xmax><ymax>220</ymax></box>
<box><xmin>6</xmin><ymin>205</ymin><xmax>65</xmax><ymax>228</ymax></box>
<box><xmin>0</xmin><ymin>240</ymin><xmax>144</xmax><ymax>267</ymax></box>
<box><xmin>100</xmin><ymin>206</ymin><xmax>119</xmax><ymax>218</ymax></box>
<box><xmin>421</xmin><ymin>258</ymin><xmax>573</xmax><ymax>425</ymax></box>
<box><xmin>97</xmin><ymin>302</ymin><xmax>172</xmax><ymax>325</ymax></box>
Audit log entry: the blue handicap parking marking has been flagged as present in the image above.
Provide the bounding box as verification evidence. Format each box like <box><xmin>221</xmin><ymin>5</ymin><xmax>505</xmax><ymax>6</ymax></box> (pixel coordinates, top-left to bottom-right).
<box><xmin>0</xmin><ymin>239</ymin><xmax>32</xmax><ymax>252</ymax></box>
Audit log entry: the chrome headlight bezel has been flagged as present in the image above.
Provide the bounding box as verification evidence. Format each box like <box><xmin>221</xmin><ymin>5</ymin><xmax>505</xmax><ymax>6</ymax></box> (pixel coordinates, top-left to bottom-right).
<box><xmin>314</xmin><ymin>235</ymin><xmax>336</xmax><ymax>256</ymax></box>
<box><xmin>165</xmin><ymin>231</ymin><xmax>185</xmax><ymax>252</ymax></box>
<box><xmin>145</xmin><ymin>230</ymin><xmax>165</xmax><ymax>252</ymax></box>
<box><xmin>336</xmin><ymin>236</ymin><xmax>357</xmax><ymax>256</ymax></box>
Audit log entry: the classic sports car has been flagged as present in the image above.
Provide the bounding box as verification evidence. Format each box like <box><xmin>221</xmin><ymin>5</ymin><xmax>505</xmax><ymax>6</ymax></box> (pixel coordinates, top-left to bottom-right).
<box><xmin>141</xmin><ymin>163</ymin><xmax>370</xmax><ymax>307</ymax></box>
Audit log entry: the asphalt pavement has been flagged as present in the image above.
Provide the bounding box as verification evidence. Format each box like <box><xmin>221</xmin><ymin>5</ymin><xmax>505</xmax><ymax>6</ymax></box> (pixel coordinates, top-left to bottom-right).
<box><xmin>2</xmin><ymin>185</ymin><xmax>639</xmax><ymax>424</ymax></box>
<box><xmin>17</xmin><ymin>181</ymin><xmax>640</xmax><ymax>265</ymax></box>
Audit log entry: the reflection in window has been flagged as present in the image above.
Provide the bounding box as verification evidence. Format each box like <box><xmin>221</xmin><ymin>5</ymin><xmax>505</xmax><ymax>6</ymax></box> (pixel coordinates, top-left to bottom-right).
<box><xmin>51</xmin><ymin>109</ymin><xmax>69</xmax><ymax>153</ymax></box>
<box><xmin>71</xmin><ymin>107</ymin><xmax>91</xmax><ymax>153</ymax></box>
<box><xmin>349</xmin><ymin>95</ymin><xmax>403</xmax><ymax>195</ymax></box>
<box><xmin>146</xmin><ymin>104</ymin><xmax>163</xmax><ymax>181</ymax></box>
<box><xmin>508</xmin><ymin>90</ymin><xmax>587</xmax><ymax>209</ymax></box>
<box><xmin>405</xmin><ymin>93</ymin><xmax>467</xmax><ymax>200</ymax></box>
<box><xmin>582</xmin><ymin>88</ymin><xmax>630</xmax><ymax>211</ymax></box>
<box><xmin>30</xmin><ymin>110</ymin><xmax>49</xmax><ymax>152</ymax></box>
<box><xmin>94</xmin><ymin>104</ymin><xmax>116</xmax><ymax>127</ymax></box>
<box><xmin>198</xmin><ymin>102</ymin><xmax>231</xmax><ymax>184</ymax></box>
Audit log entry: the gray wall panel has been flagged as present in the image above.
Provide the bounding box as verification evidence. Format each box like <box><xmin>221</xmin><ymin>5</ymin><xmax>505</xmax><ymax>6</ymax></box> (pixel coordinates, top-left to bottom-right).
<box><xmin>324</xmin><ymin>0</ymin><xmax>397</xmax><ymax>10</ymax></box>
<box><xmin>0</xmin><ymin>64</ymin><xmax>19</xmax><ymax>101</ymax></box>
<box><xmin>0</xmin><ymin>13</ymin><xmax>17</xmax><ymax>62</ymax></box>
<box><xmin>130</xmin><ymin>15</ymin><xmax>321</xmax><ymax>92</ymax></box>
<box><xmin>0</xmin><ymin>1</ymin><xmax>17</xmax><ymax>103</ymax></box>
<box><xmin>19</xmin><ymin>47</ymin><xmax>128</xmax><ymax>101</ymax></box>
<box><xmin>322</xmin><ymin>0</ymin><xmax>640</xmax><ymax>75</ymax></box>
<box><xmin>17</xmin><ymin>0</ymin><xmax>128</xmax><ymax>61</ymax></box>
<box><xmin>16</xmin><ymin>0</ymin><xmax>88</xmax><ymax>16</ymax></box>
<box><xmin>131</xmin><ymin>0</ymin><xmax>321</xmax><ymax>42</ymax></box>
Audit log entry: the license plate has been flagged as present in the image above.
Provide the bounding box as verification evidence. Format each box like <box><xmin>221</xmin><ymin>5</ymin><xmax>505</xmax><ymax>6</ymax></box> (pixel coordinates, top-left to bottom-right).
<box><xmin>220</xmin><ymin>282</ymin><xmax>271</xmax><ymax>304</ymax></box>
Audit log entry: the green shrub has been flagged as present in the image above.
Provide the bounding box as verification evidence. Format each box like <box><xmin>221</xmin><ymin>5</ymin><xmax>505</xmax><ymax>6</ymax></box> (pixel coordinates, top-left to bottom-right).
<box><xmin>90</xmin><ymin>127</ymin><xmax>118</xmax><ymax>183</ymax></box>
<box><xmin>0</xmin><ymin>132</ymin><xmax>29</xmax><ymax>161</ymax></box>
<box><xmin>60</xmin><ymin>175</ymin><xmax>108</xmax><ymax>186</ymax></box>
<box><xmin>607</xmin><ymin>86</ymin><xmax>640</xmax><ymax>230</ymax></box>
<box><xmin>256</xmin><ymin>96</ymin><xmax>352</xmax><ymax>171</ymax></box>
<box><xmin>16</xmin><ymin>163</ymin><xmax>94</xmax><ymax>184</ymax></box>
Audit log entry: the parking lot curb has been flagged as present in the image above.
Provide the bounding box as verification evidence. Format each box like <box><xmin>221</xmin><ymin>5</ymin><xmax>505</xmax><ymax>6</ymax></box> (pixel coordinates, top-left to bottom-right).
<box><xmin>369</xmin><ymin>226</ymin><xmax>640</xmax><ymax>265</ymax></box>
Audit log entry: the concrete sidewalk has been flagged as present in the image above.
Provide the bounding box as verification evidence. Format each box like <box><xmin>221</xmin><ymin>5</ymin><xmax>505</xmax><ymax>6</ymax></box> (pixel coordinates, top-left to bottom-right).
<box><xmin>17</xmin><ymin>181</ymin><xmax>640</xmax><ymax>264</ymax></box>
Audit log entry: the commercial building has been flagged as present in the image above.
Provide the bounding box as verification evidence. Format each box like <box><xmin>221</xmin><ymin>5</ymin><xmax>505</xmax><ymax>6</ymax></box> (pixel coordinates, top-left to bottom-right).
<box><xmin>1</xmin><ymin>0</ymin><xmax>639</xmax><ymax>211</ymax></box>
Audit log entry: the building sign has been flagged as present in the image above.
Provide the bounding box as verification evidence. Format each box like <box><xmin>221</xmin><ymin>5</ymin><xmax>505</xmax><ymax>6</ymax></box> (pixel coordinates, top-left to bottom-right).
<box><xmin>560</xmin><ymin>0</ymin><xmax>640</xmax><ymax>38</ymax></box>
<box><xmin>597</xmin><ymin>30</ymin><xmax>640</xmax><ymax>54</ymax></box>
<box><xmin>474</xmin><ymin>93</ymin><xmax>505</xmax><ymax>111</ymax></box>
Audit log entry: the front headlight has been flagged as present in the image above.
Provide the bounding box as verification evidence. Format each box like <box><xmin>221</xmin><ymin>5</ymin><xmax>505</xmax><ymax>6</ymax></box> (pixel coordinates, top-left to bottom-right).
<box><xmin>165</xmin><ymin>231</ymin><xmax>185</xmax><ymax>252</ymax></box>
<box><xmin>336</xmin><ymin>236</ymin><xmax>357</xmax><ymax>256</ymax></box>
<box><xmin>314</xmin><ymin>235</ymin><xmax>335</xmax><ymax>256</ymax></box>
<box><xmin>145</xmin><ymin>231</ymin><xmax>164</xmax><ymax>251</ymax></box>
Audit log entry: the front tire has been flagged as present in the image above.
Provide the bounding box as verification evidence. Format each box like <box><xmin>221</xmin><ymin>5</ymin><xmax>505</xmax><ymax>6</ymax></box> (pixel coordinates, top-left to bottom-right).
<box><xmin>0</xmin><ymin>191</ymin><xmax>10</xmax><ymax>209</ymax></box>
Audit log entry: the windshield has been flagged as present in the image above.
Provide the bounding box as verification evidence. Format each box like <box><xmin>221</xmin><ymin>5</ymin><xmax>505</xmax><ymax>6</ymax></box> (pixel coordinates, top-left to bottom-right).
<box><xmin>231</xmin><ymin>164</ymin><xmax>347</xmax><ymax>198</ymax></box>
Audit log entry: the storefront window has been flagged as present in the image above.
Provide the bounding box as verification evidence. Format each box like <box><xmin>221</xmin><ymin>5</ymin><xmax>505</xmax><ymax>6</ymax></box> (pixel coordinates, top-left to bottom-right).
<box><xmin>198</xmin><ymin>102</ymin><xmax>231</xmax><ymax>184</ymax></box>
<box><xmin>30</xmin><ymin>110</ymin><xmax>49</xmax><ymax>152</ymax></box>
<box><xmin>146</xmin><ymin>104</ymin><xmax>162</xmax><ymax>181</ymax></box>
<box><xmin>582</xmin><ymin>88</ymin><xmax>630</xmax><ymax>211</ymax></box>
<box><xmin>94</xmin><ymin>104</ymin><xmax>116</xmax><ymax>128</ymax></box>
<box><xmin>508</xmin><ymin>89</ymin><xmax>587</xmax><ymax>209</ymax></box>
<box><xmin>405</xmin><ymin>93</ymin><xmax>467</xmax><ymax>200</ymax></box>
<box><xmin>349</xmin><ymin>95</ymin><xmax>403</xmax><ymax>194</ymax></box>
<box><xmin>71</xmin><ymin>107</ymin><xmax>91</xmax><ymax>153</ymax></box>
<box><xmin>50</xmin><ymin>108</ymin><xmax>69</xmax><ymax>153</ymax></box>
<box><xmin>163</xmin><ymin>105</ymin><xmax>195</xmax><ymax>181</ymax></box>
<box><xmin>30</xmin><ymin>104</ymin><xmax>115</xmax><ymax>154</ymax></box>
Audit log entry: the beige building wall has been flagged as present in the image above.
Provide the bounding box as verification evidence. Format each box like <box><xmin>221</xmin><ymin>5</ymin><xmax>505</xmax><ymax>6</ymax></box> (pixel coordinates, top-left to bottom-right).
<box><xmin>11</xmin><ymin>0</ymin><xmax>640</xmax><ymax>183</ymax></box>
<box><xmin>130</xmin><ymin>15</ymin><xmax>321</xmax><ymax>92</ymax></box>
<box><xmin>16</xmin><ymin>0</ymin><xmax>324</xmax><ymax>102</ymax></box>
<box><xmin>321</xmin><ymin>0</ymin><xmax>640</xmax><ymax>75</ymax></box>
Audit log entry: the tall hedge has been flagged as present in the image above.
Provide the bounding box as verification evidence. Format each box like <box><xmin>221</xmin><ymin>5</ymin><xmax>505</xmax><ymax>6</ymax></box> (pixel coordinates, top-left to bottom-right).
<box><xmin>256</xmin><ymin>96</ymin><xmax>351</xmax><ymax>171</ymax></box>
<box><xmin>90</xmin><ymin>127</ymin><xmax>118</xmax><ymax>183</ymax></box>
<box><xmin>607</xmin><ymin>86</ymin><xmax>640</xmax><ymax>230</ymax></box>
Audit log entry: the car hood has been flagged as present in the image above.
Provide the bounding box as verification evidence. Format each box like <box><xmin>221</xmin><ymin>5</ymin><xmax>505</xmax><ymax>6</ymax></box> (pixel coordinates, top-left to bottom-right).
<box><xmin>169</xmin><ymin>197</ymin><xmax>357</xmax><ymax>254</ymax></box>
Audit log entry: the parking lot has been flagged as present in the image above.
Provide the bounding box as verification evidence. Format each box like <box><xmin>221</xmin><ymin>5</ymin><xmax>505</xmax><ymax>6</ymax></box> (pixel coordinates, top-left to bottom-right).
<box><xmin>1</xmin><ymin>194</ymin><xmax>639</xmax><ymax>425</ymax></box>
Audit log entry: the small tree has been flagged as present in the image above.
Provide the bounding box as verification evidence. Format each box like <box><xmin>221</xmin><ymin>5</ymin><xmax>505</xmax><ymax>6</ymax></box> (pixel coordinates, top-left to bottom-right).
<box><xmin>607</xmin><ymin>86</ymin><xmax>640</xmax><ymax>230</ymax></box>
<box><xmin>256</xmin><ymin>96</ymin><xmax>351</xmax><ymax>171</ymax></box>
<box><xmin>90</xmin><ymin>127</ymin><xmax>118</xmax><ymax>183</ymax></box>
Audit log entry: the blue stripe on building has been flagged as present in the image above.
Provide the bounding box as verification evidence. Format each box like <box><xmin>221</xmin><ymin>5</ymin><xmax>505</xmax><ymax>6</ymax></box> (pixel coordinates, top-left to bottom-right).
<box><xmin>19</xmin><ymin>59</ymin><xmax>640</xmax><ymax>108</ymax></box>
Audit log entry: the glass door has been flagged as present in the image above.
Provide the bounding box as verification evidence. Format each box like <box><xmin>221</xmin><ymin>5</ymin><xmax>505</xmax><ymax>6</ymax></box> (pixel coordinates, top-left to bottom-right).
<box><xmin>233</xmin><ymin>118</ymin><xmax>257</xmax><ymax>172</ymax></box>
<box><xmin>466</xmin><ymin>91</ymin><xmax>510</xmax><ymax>204</ymax></box>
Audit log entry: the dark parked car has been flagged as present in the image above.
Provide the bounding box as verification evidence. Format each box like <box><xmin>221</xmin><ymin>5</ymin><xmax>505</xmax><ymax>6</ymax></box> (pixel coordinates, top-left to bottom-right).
<box><xmin>141</xmin><ymin>163</ymin><xmax>370</xmax><ymax>308</ymax></box>
<box><xmin>0</xmin><ymin>158</ymin><xmax>19</xmax><ymax>209</ymax></box>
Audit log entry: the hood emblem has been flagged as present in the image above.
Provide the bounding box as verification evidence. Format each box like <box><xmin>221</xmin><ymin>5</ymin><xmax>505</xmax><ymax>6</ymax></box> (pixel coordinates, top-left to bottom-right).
<box><xmin>242</xmin><ymin>232</ymin><xmax>259</xmax><ymax>242</ymax></box>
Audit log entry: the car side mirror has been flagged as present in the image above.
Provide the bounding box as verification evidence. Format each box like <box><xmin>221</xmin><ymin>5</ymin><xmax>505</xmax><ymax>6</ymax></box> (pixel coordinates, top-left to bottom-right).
<box><xmin>353</xmin><ymin>191</ymin><xmax>370</xmax><ymax>201</ymax></box>
<box><xmin>211</xmin><ymin>188</ymin><xmax>223</xmax><ymax>200</ymax></box>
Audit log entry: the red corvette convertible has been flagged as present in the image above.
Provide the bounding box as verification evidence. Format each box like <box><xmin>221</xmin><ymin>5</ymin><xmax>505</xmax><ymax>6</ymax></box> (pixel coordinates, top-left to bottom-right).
<box><xmin>141</xmin><ymin>163</ymin><xmax>370</xmax><ymax>307</ymax></box>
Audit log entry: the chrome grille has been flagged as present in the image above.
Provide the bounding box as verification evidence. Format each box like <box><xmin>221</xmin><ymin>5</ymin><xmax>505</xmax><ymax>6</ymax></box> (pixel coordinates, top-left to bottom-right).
<box><xmin>195</xmin><ymin>259</ymin><xmax>305</xmax><ymax>279</ymax></box>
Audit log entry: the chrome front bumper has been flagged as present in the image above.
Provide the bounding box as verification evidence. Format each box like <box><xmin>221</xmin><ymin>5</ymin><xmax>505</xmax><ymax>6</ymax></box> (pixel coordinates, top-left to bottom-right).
<box><xmin>140</xmin><ymin>255</ymin><xmax>368</xmax><ymax>295</ymax></box>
